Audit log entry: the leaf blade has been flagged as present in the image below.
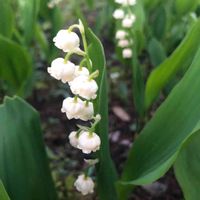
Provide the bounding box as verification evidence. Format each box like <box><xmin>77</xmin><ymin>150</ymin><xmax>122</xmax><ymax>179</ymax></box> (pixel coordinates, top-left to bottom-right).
<box><xmin>0</xmin><ymin>96</ymin><xmax>58</xmax><ymax>200</ymax></box>
<box><xmin>145</xmin><ymin>19</ymin><xmax>200</xmax><ymax>109</ymax></box>
<box><xmin>87</xmin><ymin>28</ymin><xmax>118</xmax><ymax>200</ymax></box>
<box><xmin>118</xmin><ymin>46</ymin><xmax>200</xmax><ymax>198</ymax></box>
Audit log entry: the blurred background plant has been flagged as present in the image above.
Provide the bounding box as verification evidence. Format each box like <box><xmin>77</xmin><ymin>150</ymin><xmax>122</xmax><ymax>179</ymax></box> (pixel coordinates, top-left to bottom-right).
<box><xmin>1</xmin><ymin>0</ymin><xmax>200</xmax><ymax>199</ymax></box>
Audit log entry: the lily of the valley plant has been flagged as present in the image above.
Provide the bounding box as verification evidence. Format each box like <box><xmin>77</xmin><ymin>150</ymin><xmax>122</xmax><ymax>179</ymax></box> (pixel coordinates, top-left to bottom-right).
<box><xmin>48</xmin><ymin>20</ymin><xmax>101</xmax><ymax>195</ymax></box>
<box><xmin>113</xmin><ymin>0</ymin><xmax>137</xmax><ymax>58</ymax></box>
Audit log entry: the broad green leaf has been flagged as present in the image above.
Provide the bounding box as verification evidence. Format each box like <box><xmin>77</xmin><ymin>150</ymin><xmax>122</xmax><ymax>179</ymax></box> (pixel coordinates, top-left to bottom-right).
<box><xmin>17</xmin><ymin>0</ymin><xmax>40</xmax><ymax>44</ymax></box>
<box><xmin>0</xmin><ymin>181</ymin><xmax>10</xmax><ymax>200</ymax></box>
<box><xmin>117</xmin><ymin>46</ymin><xmax>200</xmax><ymax>199</ymax></box>
<box><xmin>174</xmin><ymin>129</ymin><xmax>200</xmax><ymax>200</ymax></box>
<box><xmin>151</xmin><ymin>5</ymin><xmax>166</xmax><ymax>40</ymax></box>
<box><xmin>145</xmin><ymin>19</ymin><xmax>200</xmax><ymax>109</ymax></box>
<box><xmin>87</xmin><ymin>28</ymin><xmax>118</xmax><ymax>200</ymax></box>
<box><xmin>0</xmin><ymin>35</ymin><xmax>32</xmax><ymax>96</ymax></box>
<box><xmin>86</xmin><ymin>0</ymin><xmax>94</xmax><ymax>9</ymax></box>
<box><xmin>0</xmin><ymin>0</ymin><xmax>14</xmax><ymax>37</ymax></box>
<box><xmin>35</xmin><ymin>23</ymin><xmax>49</xmax><ymax>58</ymax></box>
<box><xmin>130</xmin><ymin>2</ymin><xmax>145</xmax><ymax>32</ymax></box>
<box><xmin>0</xmin><ymin>96</ymin><xmax>58</xmax><ymax>200</ymax></box>
<box><xmin>142</xmin><ymin>0</ymin><xmax>161</xmax><ymax>10</ymax></box>
<box><xmin>175</xmin><ymin>0</ymin><xmax>199</xmax><ymax>16</ymax></box>
<box><xmin>148</xmin><ymin>38</ymin><xmax>166</xmax><ymax>67</ymax></box>
<box><xmin>131</xmin><ymin>48</ymin><xmax>145</xmax><ymax>118</ymax></box>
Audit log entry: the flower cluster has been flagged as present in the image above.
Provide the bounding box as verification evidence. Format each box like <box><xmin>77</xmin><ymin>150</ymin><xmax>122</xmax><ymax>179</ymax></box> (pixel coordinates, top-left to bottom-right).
<box><xmin>113</xmin><ymin>0</ymin><xmax>137</xmax><ymax>58</ymax></box>
<box><xmin>48</xmin><ymin>20</ymin><xmax>101</xmax><ymax>195</ymax></box>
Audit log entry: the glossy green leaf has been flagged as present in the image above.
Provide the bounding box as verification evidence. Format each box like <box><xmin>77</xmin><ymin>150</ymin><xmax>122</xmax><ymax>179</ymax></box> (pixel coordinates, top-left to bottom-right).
<box><xmin>143</xmin><ymin>0</ymin><xmax>161</xmax><ymax>10</ymax></box>
<box><xmin>148</xmin><ymin>38</ymin><xmax>166</xmax><ymax>67</ymax></box>
<box><xmin>131</xmin><ymin>48</ymin><xmax>145</xmax><ymax>118</ymax></box>
<box><xmin>17</xmin><ymin>0</ymin><xmax>40</xmax><ymax>43</ymax></box>
<box><xmin>145</xmin><ymin>19</ymin><xmax>200</xmax><ymax>109</ymax></box>
<box><xmin>130</xmin><ymin>2</ymin><xmax>145</xmax><ymax>32</ymax></box>
<box><xmin>0</xmin><ymin>0</ymin><xmax>14</xmax><ymax>37</ymax></box>
<box><xmin>87</xmin><ymin>28</ymin><xmax>118</xmax><ymax>200</ymax></box>
<box><xmin>0</xmin><ymin>35</ymin><xmax>32</xmax><ymax>96</ymax></box>
<box><xmin>174</xmin><ymin>129</ymin><xmax>200</xmax><ymax>200</ymax></box>
<box><xmin>86</xmin><ymin>0</ymin><xmax>94</xmax><ymax>9</ymax></box>
<box><xmin>118</xmin><ymin>46</ymin><xmax>200</xmax><ymax>199</ymax></box>
<box><xmin>175</xmin><ymin>0</ymin><xmax>199</xmax><ymax>16</ymax></box>
<box><xmin>0</xmin><ymin>96</ymin><xmax>58</xmax><ymax>200</ymax></box>
<box><xmin>0</xmin><ymin>181</ymin><xmax>10</xmax><ymax>200</ymax></box>
<box><xmin>151</xmin><ymin>5</ymin><xmax>166</xmax><ymax>40</ymax></box>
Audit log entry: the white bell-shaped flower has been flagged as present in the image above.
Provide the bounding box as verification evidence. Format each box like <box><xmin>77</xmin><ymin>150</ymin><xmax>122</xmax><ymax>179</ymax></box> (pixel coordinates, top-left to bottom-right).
<box><xmin>74</xmin><ymin>174</ymin><xmax>94</xmax><ymax>195</ymax></box>
<box><xmin>61</xmin><ymin>97</ymin><xmax>84</xmax><ymax>120</ymax></box>
<box><xmin>68</xmin><ymin>131</ymin><xmax>79</xmax><ymax>148</ymax></box>
<box><xmin>79</xmin><ymin>101</ymin><xmax>94</xmax><ymax>121</ymax></box>
<box><xmin>122</xmin><ymin>15</ymin><xmax>136</xmax><ymax>28</ymax></box>
<box><xmin>127</xmin><ymin>0</ymin><xmax>137</xmax><ymax>5</ymax></box>
<box><xmin>115</xmin><ymin>0</ymin><xmax>124</xmax><ymax>4</ymax></box>
<box><xmin>113</xmin><ymin>9</ymin><xmax>124</xmax><ymax>19</ymax></box>
<box><xmin>47</xmin><ymin>58</ymin><xmax>75</xmax><ymax>83</ymax></box>
<box><xmin>69</xmin><ymin>76</ymin><xmax>98</xmax><ymax>100</ymax></box>
<box><xmin>115</xmin><ymin>0</ymin><xmax>137</xmax><ymax>5</ymax></box>
<box><xmin>118</xmin><ymin>39</ymin><xmax>129</xmax><ymax>48</ymax></box>
<box><xmin>77</xmin><ymin>131</ymin><xmax>101</xmax><ymax>154</ymax></box>
<box><xmin>61</xmin><ymin>97</ymin><xmax>94</xmax><ymax>121</ymax></box>
<box><xmin>74</xmin><ymin>66</ymin><xmax>89</xmax><ymax>77</ymax></box>
<box><xmin>53</xmin><ymin>30</ymin><xmax>80</xmax><ymax>52</ymax></box>
<box><xmin>122</xmin><ymin>48</ymin><xmax>132</xmax><ymax>58</ymax></box>
<box><xmin>115</xmin><ymin>30</ymin><xmax>127</xmax><ymax>40</ymax></box>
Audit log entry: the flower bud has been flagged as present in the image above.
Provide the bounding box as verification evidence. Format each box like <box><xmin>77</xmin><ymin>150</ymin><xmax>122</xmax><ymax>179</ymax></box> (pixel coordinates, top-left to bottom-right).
<box><xmin>84</xmin><ymin>158</ymin><xmax>99</xmax><ymax>165</ymax></box>
<box><xmin>68</xmin><ymin>131</ymin><xmax>79</xmax><ymax>148</ymax></box>
<box><xmin>122</xmin><ymin>48</ymin><xmax>132</xmax><ymax>58</ymax></box>
<box><xmin>118</xmin><ymin>39</ymin><xmax>129</xmax><ymax>48</ymax></box>
<box><xmin>69</xmin><ymin>76</ymin><xmax>98</xmax><ymax>100</ymax></box>
<box><xmin>113</xmin><ymin>9</ymin><xmax>124</xmax><ymax>19</ymax></box>
<box><xmin>78</xmin><ymin>19</ymin><xmax>85</xmax><ymax>34</ymax></box>
<box><xmin>77</xmin><ymin>131</ymin><xmax>101</xmax><ymax>154</ymax></box>
<box><xmin>74</xmin><ymin>66</ymin><xmax>89</xmax><ymax>77</ymax></box>
<box><xmin>53</xmin><ymin>30</ymin><xmax>80</xmax><ymax>52</ymax></box>
<box><xmin>115</xmin><ymin>30</ymin><xmax>127</xmax><ymax>40</ymax></box>
<box><xmin>47</xmin><ymin>58</ymin><xmax>75</xmax><ymax>83</ymax></box>
<box><xmin>122</xmin><ymin>15</ymin><xmax>136</xmax><ymax>28</ymax></box>
<box><xmin>74</xmin><ymin>174</ymin><xmax>94</xmax><ymax>195</ymax></box>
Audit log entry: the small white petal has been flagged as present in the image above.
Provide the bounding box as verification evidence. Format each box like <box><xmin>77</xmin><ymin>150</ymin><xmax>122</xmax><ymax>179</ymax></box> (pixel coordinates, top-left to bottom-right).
<box><xmin>74</xmin><ymin>66</ymin><xmax>89</xmax><ymax>77</ymax></box>
<box><xmin>115</xmin><ymin>0</ymin><xmax>137</xmax><ymax>5</ymax></box>
<box><xmin>122</xmin><ymin>48</ymin><xmax>132</xmax><ymax>58</ymax></box>
<box><xmin>47</xmin><ymin>58</ymin><xmax>75</xmax><ymax>83</ymax></box>
<box><xmin>115</xmin><ymin>30</ymin><xmax>127</xmax><ymax>40</ymax></box>
<box><xmin>68</xmin><ymin>131</ymin><xmax>79</xmax><ymax>148</ymax></box>
<box><xmin>53</xmin><ymin>30</ymin><xmax>80</xmax><ymax>52</ymax></box>
<box><xmin>74</xmin><ymin>174</ymin><xmax>94</xmax><ymax>195</ymax></box>
<box><xmin>77</xmin><ymin>131</ymin><xmax>101</xmax><ymax>154</ymax></box>
<box><xmin>113</xmin><ymin>9</ymin><xmax>124</xmax><ymax>19</ymax></box>
<box><xmin>118</xmin><ymin>39</ymin><xmax>129</xmax><ymax>48</ymax></box>
<box><xmin>69</xmin><ymin>76</ymin><xmax>98</xmax><ymax>100</ymax></box>
<box><xmin>61</xmin><ymin>97</ymin><xmax>93</xmax><ymax>121</ymax></box>
<box><xmin>122</xmin><ymin>15</ymin><xmax>136</xmax><ymax>28</ymax></box>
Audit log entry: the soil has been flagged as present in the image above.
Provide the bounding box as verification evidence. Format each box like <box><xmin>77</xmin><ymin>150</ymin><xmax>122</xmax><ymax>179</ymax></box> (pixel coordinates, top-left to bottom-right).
<box><xmin>29</xmin><ymin>80</ymin><xmax>183</xmax><ymax>200</ymax></box>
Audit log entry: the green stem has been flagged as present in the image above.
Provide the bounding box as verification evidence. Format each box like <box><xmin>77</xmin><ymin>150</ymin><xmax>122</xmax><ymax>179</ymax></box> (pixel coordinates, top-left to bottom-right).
<box><xmin>81</xmin><ymin>31</ymin><xmax>93</xmax><ymax>72</ymax></box>
<box><xmin>79</xmin><ymin>58</ymin><xmax>87</xmax><ymax>69</ymax></box>
<box><xmin>64</xmin><ymin>52</ymin><xmax>73</xmax><ymax>63</ymax></box>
